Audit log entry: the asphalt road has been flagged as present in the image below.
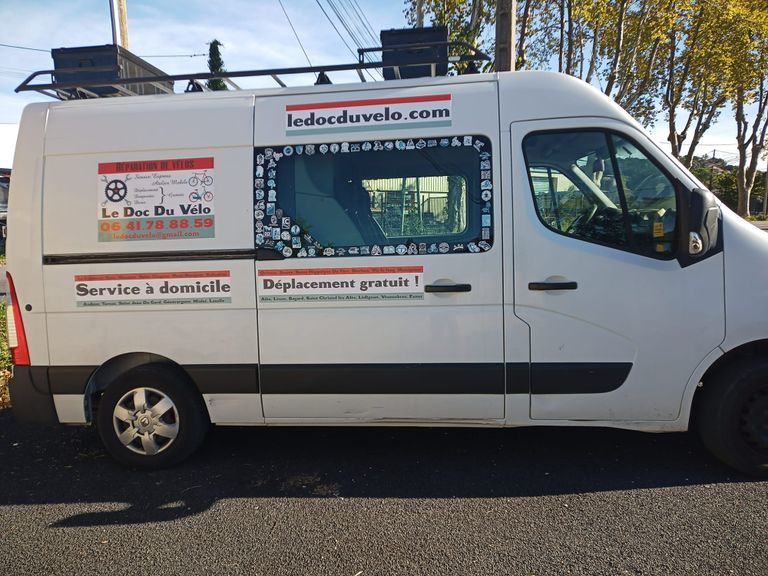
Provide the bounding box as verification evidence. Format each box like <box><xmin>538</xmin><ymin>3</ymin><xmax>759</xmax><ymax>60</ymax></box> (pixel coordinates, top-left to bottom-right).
<box><xmin>0</xmin><ymin>409</ymin><xmax>766</xmax><ymax>575</ymax></box>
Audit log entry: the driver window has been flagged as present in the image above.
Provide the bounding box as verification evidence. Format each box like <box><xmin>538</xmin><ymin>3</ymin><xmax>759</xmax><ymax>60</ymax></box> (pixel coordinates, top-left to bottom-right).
<box><xmin>529</xmin><ymin>166</ymin><xmax>598</xmax><ymax>233</ymax></box>
<box><xmin>524</xmin><ymin>131</ymin><xmax>627</xmax><ymax>248</ymax></box>
<box><xmin>523</xmin><ymin>130</ymin><xmax>677</xmax><ymax>258</ymax></box>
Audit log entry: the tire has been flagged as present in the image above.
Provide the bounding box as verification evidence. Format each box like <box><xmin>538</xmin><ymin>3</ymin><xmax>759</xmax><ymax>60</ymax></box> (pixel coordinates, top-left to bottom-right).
<box><xmin>96</xmin><ymin>363</ymin><xmax>209</xmax><ymax>468</ymax></box>
<box><xmin>697</xmin><ymin>359</ymin><xmax>768</xmax><ymax>477</ymax></box>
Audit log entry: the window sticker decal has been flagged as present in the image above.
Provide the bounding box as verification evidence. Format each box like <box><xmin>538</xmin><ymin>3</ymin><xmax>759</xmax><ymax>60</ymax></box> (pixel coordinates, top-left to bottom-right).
<box><xmin>253</xmin><ymin>135</ymin><xmax>493</xmax><ymax>259</ymax></box>
<box><xmin>258</xmin><ymin>266</ymin><xmax>423</xmax><ymax>303</ymax></box>
<box><xmin>74</xmin><ymin>271</ymin><xmax>232</xmax><ymax>307</ymax></box>
<box><xmin>97</xmin><ymin>157</ymin><xmax>215</xmax><ymax>242</ymax></box>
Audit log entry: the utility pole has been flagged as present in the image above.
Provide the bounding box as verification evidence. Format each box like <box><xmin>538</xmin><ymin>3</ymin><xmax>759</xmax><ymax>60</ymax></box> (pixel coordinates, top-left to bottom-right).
<box><xmin>109</xmin><ymin>0</ymin><xmax>129</xmax><ymax>49</ymax></box>
<box><xmin>709</xmin><ymin>149</ymin><xmax>715</xmax><ymax>190</ymax></box>
<box><xmin>495</xmin><ymin>0</ymin><xmax>516</xmax><ymax>72</ymax></box>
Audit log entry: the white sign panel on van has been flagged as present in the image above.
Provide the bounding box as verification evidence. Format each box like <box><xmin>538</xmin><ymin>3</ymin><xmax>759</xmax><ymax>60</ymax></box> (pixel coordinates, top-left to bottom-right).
<box><xmin>258</xmin><ymin>266</ymin><xmax>424</xmax><ymax>303</ymax></box>
<box><xmin>97</xmin><ymin>157</ymin><xmax>215</xmax><ymax>242</ymax></box>
<box><xmin>285</xmin><ymin>95</ymin><xmax>452</xmax><ymax>136</ymax></box>
<box><xmin>74</xmin><ymin>270</ymin><xmax>232</xmax><ymax>306</ymax></box>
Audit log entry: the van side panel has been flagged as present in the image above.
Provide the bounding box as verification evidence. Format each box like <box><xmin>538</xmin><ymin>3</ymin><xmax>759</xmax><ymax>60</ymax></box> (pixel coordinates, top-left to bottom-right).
<box><xmin>37</xmin><ymin>96</ymin><xmax>260</xmax><ymax>423</ymax></box>
<box><xmin>7</xmin><ymin>103</ymin><xmax>50</xmax><ymax>365</ymax></box>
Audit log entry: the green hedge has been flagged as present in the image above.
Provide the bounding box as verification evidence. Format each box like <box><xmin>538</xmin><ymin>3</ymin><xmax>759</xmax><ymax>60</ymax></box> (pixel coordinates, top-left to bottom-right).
<box><xmin>0</xmin><ymin>301</ymin><xmax>10</xmax><ymax>406</ymax></box>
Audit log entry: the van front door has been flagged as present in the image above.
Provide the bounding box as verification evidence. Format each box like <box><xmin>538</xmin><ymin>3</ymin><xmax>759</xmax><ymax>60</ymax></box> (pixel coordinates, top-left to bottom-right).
<box><xmin>510</xmin><ymin>119</ymin><xmax>725</xmax><ymax>422</ymax></box>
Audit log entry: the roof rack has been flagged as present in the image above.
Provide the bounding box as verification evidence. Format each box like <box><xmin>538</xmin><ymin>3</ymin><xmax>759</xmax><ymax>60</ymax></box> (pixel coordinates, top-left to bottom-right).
<box><xmin>16</xmin><ymin>40</ymin><xmax>491</xmax><ymax>100</ymax></box>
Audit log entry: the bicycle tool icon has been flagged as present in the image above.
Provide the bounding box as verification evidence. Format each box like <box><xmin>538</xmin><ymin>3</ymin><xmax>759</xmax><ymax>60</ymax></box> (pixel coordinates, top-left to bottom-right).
<box><xmin>101</xmin><ymin>175</ymin><xmax>132</xmax><ymax>206</ymax></box>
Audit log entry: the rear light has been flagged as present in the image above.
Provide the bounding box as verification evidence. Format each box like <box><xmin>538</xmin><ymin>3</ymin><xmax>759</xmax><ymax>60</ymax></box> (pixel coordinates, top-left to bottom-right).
<box><xmin>6</xmin><ymin>272</ymin><xmax>30</xmax><ymax>365</ymax></box>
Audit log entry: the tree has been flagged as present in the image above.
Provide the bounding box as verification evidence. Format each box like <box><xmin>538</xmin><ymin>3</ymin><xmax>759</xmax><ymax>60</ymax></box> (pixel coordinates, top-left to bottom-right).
<box><xmin>405</xmin><ymin>0</ymin><xmax>495</xmax><ymax>72</ymax></box>
<box><xmin>207</xmin><ymin>39</ymin><xmax>228</xmax><ymax>91</ymax></box>
<box><xmin>402</xmin><ymin>0</ymin><xmax>767</xmax><ymax>217</ymax></box>
<box><xmin>691</xmin><ymin>154</ymin><xmax>738</xmax><ymax>210</ymax></box>
<box><xmin>723</xmin><ymin>1</ymin><xmax>768</xmax><ymax>216</ymax></box>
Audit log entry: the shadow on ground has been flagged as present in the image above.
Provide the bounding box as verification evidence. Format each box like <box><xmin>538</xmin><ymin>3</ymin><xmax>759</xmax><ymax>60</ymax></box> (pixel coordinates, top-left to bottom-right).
<box><xmin>0</xmin><ymin>408</ymin><xmax>751</xmax><ymax>527</ymax></box>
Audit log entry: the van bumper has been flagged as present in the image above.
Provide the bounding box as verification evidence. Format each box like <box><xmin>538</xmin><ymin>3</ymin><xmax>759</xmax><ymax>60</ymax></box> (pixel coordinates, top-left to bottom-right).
<box><xmin>8</xmin><ymin>366</ymin><xmax>59</xmax><ymax>424</ymax></box>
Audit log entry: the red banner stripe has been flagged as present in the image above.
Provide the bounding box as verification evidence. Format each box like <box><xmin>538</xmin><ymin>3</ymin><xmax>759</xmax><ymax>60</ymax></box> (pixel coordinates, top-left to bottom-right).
<box><xmin>285</xmin><ymin>94</ymin><xmax>451</xmax><ymax>112</ymax></box>
<box><xmin>98</xmin><ymin>157</ymin><xmax>214</xmax><ymax>174</ymax></box>
<box><xmin>75</xmin><ymin>271</ymin><xmax>230</xmax><ymax>281</ymax></box>
<box><xmin>258</xmin><ymin>266</ymin><xmax>423</xmax><ymax>276</ymax></box>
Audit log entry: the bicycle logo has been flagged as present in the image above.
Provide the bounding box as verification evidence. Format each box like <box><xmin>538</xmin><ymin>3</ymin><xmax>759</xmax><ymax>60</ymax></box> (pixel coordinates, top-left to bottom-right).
<box><xmin>189</xmin><ymin>189</ymin><xmax>214</xmax><ymax>203</ymax></box>
<box><xmin>189</xmin><ymin>171</ymin><xmax>213</xmax><ymax>187</ymax></box>
<box><xmin>188</xmin><ymin>170</ymin><xmax>214</xmax><ymax>203</ymax></box>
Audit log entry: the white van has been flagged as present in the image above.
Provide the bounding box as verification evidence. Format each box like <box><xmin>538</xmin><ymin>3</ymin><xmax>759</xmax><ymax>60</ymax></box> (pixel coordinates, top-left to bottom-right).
<box><xmin>7</xmin><ymin>67</ymin><xmax>767</xmax><ymax>475</ymax></box>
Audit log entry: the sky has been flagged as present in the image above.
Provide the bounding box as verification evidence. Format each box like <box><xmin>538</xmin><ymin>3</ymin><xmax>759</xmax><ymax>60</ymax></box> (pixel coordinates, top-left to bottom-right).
<box><xmin>0</xmin><ymin>0</ymin><xmax>759</xmax><ymax>169</ymax></box>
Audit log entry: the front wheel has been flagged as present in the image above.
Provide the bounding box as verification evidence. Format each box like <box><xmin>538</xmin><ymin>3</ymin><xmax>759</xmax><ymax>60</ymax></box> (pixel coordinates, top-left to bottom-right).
<box><xmin>97</xmin><ymin>364</ymin><xmax>209</xmax><ymax>468</ymax></box>
<box><xmin>697</xmin><ymin>359</ymin><xmax>768</xmax><ymax>477</ymax></box>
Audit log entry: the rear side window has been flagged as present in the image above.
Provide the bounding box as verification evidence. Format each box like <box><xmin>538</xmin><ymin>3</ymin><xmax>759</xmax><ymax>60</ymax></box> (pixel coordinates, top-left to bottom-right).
<box><xmin>523</xmin><ymin>130</ymin><xmax>677</xmax><ymax>258</ymax></box>
<box><xmin>254</xmin><ymin>136</ymin><xmax>493</xmax><ymax>258</ymax></box>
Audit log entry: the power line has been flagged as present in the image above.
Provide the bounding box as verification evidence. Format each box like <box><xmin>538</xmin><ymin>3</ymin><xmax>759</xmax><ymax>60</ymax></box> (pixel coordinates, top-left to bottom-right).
<box><xmin>0</xmin><ymin>42</ymin><xmax>49</xmax><ymax>53</ymax></box>
<box><xmin>277</xmin><ymin>0</ymin><xmax>316</xmax><ymax>78</ymax></box>
<box><xmin>140</xmin><ymin>53</ymin><xmax>206</xmax><ymax>58</ymax></box>
<box><xmin>1</xmin><ymin>41</ymin><xmax>207</xmax><ymax>60</ymax></box>
<box><xmin>349</xmin><ymin>0</ymin><xmax>379</xmax><ymax>46</ymax></box>
<box><xmin>329</xmin><ymin>0</ymin><xmax>367</xmax><ymax>53</ymax></box>
<box><xmin>314</xmin><ymin>0</ymin><xmax>377</xmax><ymax>81</ymax></box>
<box><xmin>344</xmin><ymin>0</ymin><xmax>378</xmax><ymax>47</ymax></box>
<box><xmin>326</xmin><ymin>0</ymin><xmax>382</xmax><ymax>78</ymax></box>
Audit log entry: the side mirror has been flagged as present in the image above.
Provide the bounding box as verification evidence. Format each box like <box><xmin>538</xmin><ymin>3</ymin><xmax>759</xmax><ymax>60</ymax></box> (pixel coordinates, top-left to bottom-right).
<box><xmin>688</xmin><ymin>187</ymin><xmax>720</xmax><ymax>257</ymax></box>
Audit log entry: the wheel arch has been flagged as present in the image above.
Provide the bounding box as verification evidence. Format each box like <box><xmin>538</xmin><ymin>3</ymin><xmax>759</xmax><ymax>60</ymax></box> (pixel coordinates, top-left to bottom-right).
<box><xmin>688</xmin><ymin>339</ymin><xmax>768</xmax><ymax>427</ymax></box>
<box><xmin>84</xmin><ymin>352</ymin><xmax>196</xmax><ymax>423</ymax></box>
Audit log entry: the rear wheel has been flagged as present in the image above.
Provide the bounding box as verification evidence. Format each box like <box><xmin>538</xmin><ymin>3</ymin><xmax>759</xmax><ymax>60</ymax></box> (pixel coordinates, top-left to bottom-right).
<box><xmin>697</xmin><ymin>359</ymin><xmax>768</xmax><ymax>477</ymax></box>
<box><xmin>96</xmin><ymin>364</ymin><xmax>208</xmax><ymax>468</ymax></box>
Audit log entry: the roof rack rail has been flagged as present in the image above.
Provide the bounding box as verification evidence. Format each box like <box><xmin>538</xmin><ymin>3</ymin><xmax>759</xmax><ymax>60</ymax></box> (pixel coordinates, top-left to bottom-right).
<box><xmin>16</xmin><ymin>40</ymin><xmax>490</xmax><ymax>100</ymax></box>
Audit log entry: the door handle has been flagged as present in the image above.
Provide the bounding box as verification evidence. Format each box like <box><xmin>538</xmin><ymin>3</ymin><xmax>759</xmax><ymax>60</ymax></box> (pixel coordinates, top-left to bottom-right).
<box><xmin>425</xmin><ymin>283</ymin><xmax>472</xmax><ymax>293</ymax></box>
<box><xmin>528</xmin><ymin>281</ymin><xmax>578</xmax><ymax>291</ymax></box>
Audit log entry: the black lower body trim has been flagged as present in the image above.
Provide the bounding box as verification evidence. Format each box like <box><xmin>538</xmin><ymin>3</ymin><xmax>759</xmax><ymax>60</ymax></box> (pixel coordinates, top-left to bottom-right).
<box><xmin>46</xmin><ymin>364</ymin><xmax>259</xmax><ymax>395</ymax></box>
<box><xmin>49</xmin><ymin>366</ymin><xmax>97</xmax><ymax>394</ymax></box>
<box><xmin>187</xmin><ymin>365</ymin><xmax>259</xmax><ymax>394</ymax></box>
<box><xmin>18</xmin><ymin>361</ymin><xmax>630</xmax><ymax>424</ymax></box>
<box><xmin>8</xmin><ymin>366</ymin><xmax>58</xmax><ymax>424</ymax></box>
<box><xmin>260</xmin><ymin>363</ymin><xmax>505</xmax><ymax>394</ymax></box>
<box><xmin>530</xmin><ymin>362</ymin><xmax>632</xmax><ymax>394</ymax></box>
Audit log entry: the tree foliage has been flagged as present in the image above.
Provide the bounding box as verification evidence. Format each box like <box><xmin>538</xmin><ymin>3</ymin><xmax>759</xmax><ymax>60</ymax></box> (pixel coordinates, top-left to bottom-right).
<box><xmin>206</xmin><ymin>39</ymin><xmax>228</xmax><ymax>91</ymax></box>
<box><xmin>404</xmin><ymin>0</ymin><xmax>768</xmax><ymax>217</ymax></box>
<box><xmin>405</xmin><ymin>0</ymin><xmax>496</xmax><ymax>71</ymax></box>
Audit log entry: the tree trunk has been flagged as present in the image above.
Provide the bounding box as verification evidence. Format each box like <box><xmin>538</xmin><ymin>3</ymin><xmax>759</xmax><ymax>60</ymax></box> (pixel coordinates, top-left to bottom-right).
<box><xmin>516</xmin><ymin>0</ymin><xmax>534</xmax><ymax>70</ymax></box>
<box><xmin>566</xmin><ymin>0</ymin><xmax>574</xmax><ymax>76</ymax></box>
<box><xmin>604</xmin><ymin>0</ymin><xmax>627</xmax><ymax>96</ymax></box>
<box><xmin>736</xmin><ymin>93</ymin><xmax>749</xmax><ymax>216</ymax></box>
<box><xmin>585</xmin><ymin>24</ymin><xmax>598</xmax><ymax>84</ymax></box>
<box><xmin>683</xmin><ymin>93</ymin><xmax>727</xmax><ymax>168</ymax></box>
<box><xmin>665</xmin><ymin>30</ymin><xmax>681</xmax><ymax>158</ymax></box>
<box><xmin>735</xmin><ymin>81</ymin><xmax>768</xmax><ymax>217</ymax></box>
<box><xmin>558</xmin><ymin>0</ymin><xmax>565</xmax><ymax>73</ymax></box>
